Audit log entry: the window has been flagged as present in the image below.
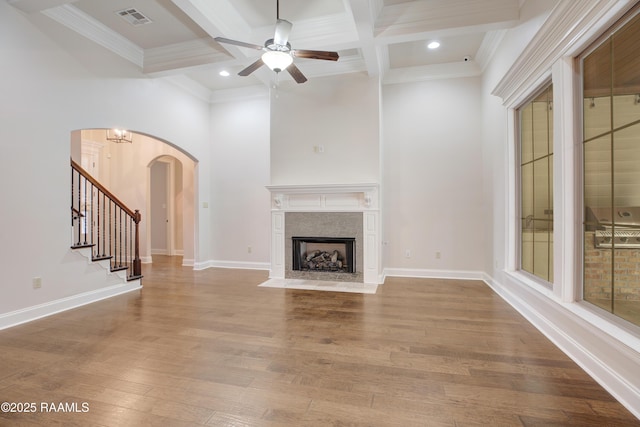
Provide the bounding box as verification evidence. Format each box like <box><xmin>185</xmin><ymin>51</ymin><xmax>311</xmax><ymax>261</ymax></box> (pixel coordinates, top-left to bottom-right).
<box><xmin>582</xmin><ymin>9</ymin><xmax>640</xmax><ymax>326</ymax></box>
<box><xmin>519</xmin><ymin>84</ymin><xmax>554</xmax><ymax>282</ymax></box>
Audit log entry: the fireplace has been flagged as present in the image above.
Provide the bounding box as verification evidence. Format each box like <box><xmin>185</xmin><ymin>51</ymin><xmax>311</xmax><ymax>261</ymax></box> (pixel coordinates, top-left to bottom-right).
<box><xmin>292</xmin><ymin>236</ymin><xmax>356</xmax><ymax>273</ymax></box>
<box><xmin>266</xmin><ymin>183</ymin><xmax>380</xmax><ymax>284</ymax></box>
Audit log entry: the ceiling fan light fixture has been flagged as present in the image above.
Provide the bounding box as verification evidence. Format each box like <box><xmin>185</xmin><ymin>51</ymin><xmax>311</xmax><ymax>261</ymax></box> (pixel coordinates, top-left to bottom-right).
<box><xmin>262</xmin><ymin>50</ymin><xmax>293</xmax><ymax>73</ymax></box>
<box><xmin>427</xmin><ymin>41</ymin><xmax>440</xmax><ymax>49</ymax></box>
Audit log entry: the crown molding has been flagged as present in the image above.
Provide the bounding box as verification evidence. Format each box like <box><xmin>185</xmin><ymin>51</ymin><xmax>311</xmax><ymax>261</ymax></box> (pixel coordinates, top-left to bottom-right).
<box><xmin>375</xmin><ymin>0</ymin><xmax>519</xmax><ymax>39</ymax></box>
<box><xmin>384</xmin><ymin>60</ymin><xmax>481</xmax><ymax>85</ymax></box>
<box><xmin>492</xmin><ymin>0</ymin><xmax>634</xmax><ymax>107</ymax></box>
<box><xmin>42</xmin><ymin>4</ymin><xmax>143</xmax><ymax>67</ymax></box>
<box><xmin>475</xmin><ymin>29</ymin><xmax>507</xmax><ymax>72</ymax></box>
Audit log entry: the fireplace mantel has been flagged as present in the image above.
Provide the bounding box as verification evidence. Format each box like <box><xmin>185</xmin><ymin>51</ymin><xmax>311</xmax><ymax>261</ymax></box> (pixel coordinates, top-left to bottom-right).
<box><xmin>266</xmin><ymin>183</ymin><xmax>381</xmax><ymax>284</ymax></box>
<box><xmin>266</xmin><ymin>183</ymin><xmax>379</xmax><ymax>212</ymax></box>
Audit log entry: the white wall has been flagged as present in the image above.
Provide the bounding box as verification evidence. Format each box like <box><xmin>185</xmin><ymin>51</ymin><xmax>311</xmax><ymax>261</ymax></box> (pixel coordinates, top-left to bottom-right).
<box><xmin>382</xmin><ymin>77</ymin><xmax>484</xmax><ymax>273</ymax></box>
<box><xmin>270</xmin><ymin>74</ymin><xmax>380</xmax><ymax>186</ymax></box>
<box><xmin>209</xmin><ymin>95</ymin><xmax>271</xmax><ymax>268</ymax></box>
<box><xmin>0</xmin><ymin>2</ymin><xmax>210</xmax><ymax>317</ymax></box>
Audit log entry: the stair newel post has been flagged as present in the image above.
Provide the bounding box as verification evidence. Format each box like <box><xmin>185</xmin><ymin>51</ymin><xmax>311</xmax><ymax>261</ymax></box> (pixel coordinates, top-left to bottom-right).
<box><xmin>133</xmin><ymin>210</ymin><xmax>142</xmax><ymax>277</ymax></box>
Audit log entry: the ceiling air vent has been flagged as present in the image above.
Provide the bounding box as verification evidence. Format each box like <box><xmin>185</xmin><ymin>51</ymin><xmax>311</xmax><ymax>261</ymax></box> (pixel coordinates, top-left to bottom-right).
<box><xmin>116</xmin><ymin>8</ymin><xmax>152</xmax><ymax>26</ymax></box>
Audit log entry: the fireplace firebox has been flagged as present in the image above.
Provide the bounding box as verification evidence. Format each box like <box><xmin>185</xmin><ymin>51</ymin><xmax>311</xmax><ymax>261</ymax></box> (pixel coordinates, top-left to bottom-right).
<box><xmin>292</xmin><ymin>237</ymin><xmax>355</xmax><ymax>274</ymax></box>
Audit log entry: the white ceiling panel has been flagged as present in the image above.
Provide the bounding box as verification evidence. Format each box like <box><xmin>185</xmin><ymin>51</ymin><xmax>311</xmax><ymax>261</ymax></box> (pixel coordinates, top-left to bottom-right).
<box><xmin>388</xmin><ymin>33</ymin><xmax>484</xmax><ymax>68</ymax></box>
<box><xmin>7</xmin><ymin>0</ymin><xmax>535</xmax><ymax>94</ymax></box>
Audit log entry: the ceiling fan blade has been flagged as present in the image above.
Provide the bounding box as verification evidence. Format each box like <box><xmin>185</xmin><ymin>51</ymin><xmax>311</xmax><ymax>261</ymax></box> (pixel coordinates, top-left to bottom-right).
<box><xmin>292</xmin><ymin>49</ymin><xmax>339</xmax><ymax>61</ymax></box>
<box><xmin>286</xmin><ymin>63</ymin><xmax>308</xmax><ymax>84</ymax></box>
<box><xmin>215</xmin><ymin>37</ymin><xmax>264</xmax><ymax>51</ymax></box>
<box><xmin>274</xmin><ymin>19</ymin><xmax>292</xmax><ymax>46</ymax></box>
<box><xmin>238</xmin><ymin>58</ymin><xmax>265</xmax><ymax>76</ymax></box>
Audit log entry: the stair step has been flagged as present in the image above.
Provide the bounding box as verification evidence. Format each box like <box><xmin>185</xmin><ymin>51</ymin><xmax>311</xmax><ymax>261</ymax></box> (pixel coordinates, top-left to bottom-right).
<box><xmin>71</xmin><ymin>244</ymin><xmax>95</xmax><ymax>249</ymax></box>
<box><xmin>127</xmin><ymin>275</ymin><xmax>143</xmax><ymax>282</ymax></box>
<box><xmin>111</xmin><ymin>266</ymin><xmax>129</xmax><ymax>272</ymax></box>
<box><xmin>92</xmin><ymin>255</ymin><xmax>113</xmax><ymax>262</ymax></box>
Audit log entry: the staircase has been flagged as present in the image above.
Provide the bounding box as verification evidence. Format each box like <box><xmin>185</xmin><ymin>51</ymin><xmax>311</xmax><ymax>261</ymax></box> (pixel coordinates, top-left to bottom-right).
<box><xmin>70</xmin><ymin>159</ymin><xmax>142</xmax><ymax>282</ymax></box>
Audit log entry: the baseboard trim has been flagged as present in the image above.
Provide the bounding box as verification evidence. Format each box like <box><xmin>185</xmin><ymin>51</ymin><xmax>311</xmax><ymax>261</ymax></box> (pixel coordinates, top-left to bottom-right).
<box><xmin>0</xmin><ymin>281</ymin><xmax>142</xmax><ymax>331</ymax></box>
<box><xmin>481</xmin><ymin>272</ymin><xmax>640</xmax><ymax>420</ymax></box>
<box><xmin>383</xmin><ymin>268</ymin><xmax>485</xmax><ymax>281</ymax></box>
<box><xmin>182</xmin><ymin>258</ymin><xmax>194</xmax><ymax>267</ymax></box>
<box><xmin>193</xmin><ymin>260</ymin><xmax>270</xmax><ymax>271</ymax></box>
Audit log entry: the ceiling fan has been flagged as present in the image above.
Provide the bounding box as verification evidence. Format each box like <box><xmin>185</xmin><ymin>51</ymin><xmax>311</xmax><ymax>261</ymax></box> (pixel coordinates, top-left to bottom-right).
<box><xmin>214</xmin><ymin>0</ymin><xmax>339</xmax><ymax>84</ymax></box>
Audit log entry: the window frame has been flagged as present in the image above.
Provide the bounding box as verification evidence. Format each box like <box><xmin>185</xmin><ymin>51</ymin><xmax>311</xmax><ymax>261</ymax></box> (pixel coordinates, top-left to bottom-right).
<box><xmin>516</xmin><ymin>82</ymin><xmax>555</xmax><ymax>285</ymax></box>
<box><xmin>577</xmin><ymin>5</ymin><xmax>640</xmax><ymax>327</ymax></box>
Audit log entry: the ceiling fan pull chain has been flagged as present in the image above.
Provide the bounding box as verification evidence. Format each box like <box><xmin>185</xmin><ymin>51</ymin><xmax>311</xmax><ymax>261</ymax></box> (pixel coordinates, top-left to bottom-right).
<box><xmin>273</xmin><ymin>75</ymin><xmax>279</xmax><ymax>98</ymax></box>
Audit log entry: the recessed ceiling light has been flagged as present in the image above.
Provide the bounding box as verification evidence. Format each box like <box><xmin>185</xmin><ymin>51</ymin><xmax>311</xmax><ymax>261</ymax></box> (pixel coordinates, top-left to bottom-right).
<box><xmin>219</xmin><ymin>70</ymin><xmax>230</xmax><ymax>77</ymax></box>
<box><xmin>427</xmin><ymin>41</ymin><xmax>440</xmax><ymax>49</ymax></box>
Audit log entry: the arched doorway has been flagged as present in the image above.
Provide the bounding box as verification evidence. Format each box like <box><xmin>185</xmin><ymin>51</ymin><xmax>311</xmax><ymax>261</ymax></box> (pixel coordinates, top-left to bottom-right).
<box><xmin>71</xmin><ymin>129</ymin><xmax>198</xmax><ymax>267</ymax></box>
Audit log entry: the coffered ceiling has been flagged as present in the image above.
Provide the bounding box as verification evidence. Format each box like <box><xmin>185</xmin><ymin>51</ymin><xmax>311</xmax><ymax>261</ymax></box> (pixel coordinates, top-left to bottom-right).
<box><xmin>8</xmin><ymin>0</ymin><xmax>523</xmax><ymax>97</ymax></box>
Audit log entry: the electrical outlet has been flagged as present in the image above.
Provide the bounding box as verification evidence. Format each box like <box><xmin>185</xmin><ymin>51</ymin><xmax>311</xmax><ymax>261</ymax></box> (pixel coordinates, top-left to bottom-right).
<box><xmin>405</xmin><ymin>249</ymin><xmax>411</xmax><ymax>258</ymax></box>
<box><xmin>33</xmin><ymin>277</ymin><xmax>42</xmax><ymax>289</ymax></box>
<box><xmin>435</xmin><ymin>251</ymin><xmax>441</xmax><ymax>259</ymax></box>
<box><xmin>248</xmin><ymin>246</ymin><xmax>252</xmax><ymax>253</ymax></box>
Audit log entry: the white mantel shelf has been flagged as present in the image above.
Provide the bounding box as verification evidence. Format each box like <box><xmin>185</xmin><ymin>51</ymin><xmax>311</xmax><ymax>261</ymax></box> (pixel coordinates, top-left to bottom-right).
<box><xmin>266</xmin><ymin>183</ymin><xmax>382</xmax><ymax>284</ymax></box>
<box><xmin>266</xmin><ymin>183</ymin><xmax>379</xmax><ymax>212</ymax></box>
<box><xmin>266</xmin><ymin>183</ymin><xmax>379</xmax><ymax>194</ymax></box>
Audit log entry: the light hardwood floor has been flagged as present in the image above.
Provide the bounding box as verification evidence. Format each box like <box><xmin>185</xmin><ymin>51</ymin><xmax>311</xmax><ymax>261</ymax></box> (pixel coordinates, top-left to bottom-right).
<box><xmin>0</xmin><ymin>256</ymin><xmax>638</xmax><ymax>426</ymax></box>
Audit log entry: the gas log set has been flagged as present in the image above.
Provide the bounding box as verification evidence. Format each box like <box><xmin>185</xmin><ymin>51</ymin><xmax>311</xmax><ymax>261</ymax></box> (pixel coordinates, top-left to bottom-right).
<box><xmin>303</xmin><ymin>250</ymin><xmax>344</xmax><ymax>271</ymax></box>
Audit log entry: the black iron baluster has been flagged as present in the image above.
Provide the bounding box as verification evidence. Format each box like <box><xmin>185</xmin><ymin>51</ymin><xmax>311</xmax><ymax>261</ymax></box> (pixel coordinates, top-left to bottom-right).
<box><xmin>77</xmin><ymin>170</ymin><xmax>82</xmax><ymax>246</ymax></box>
<box><xmin>102</xmin><ymin>192</ymin><xmax>106</xmax><ymax>257</ymax></box>
<box><xmin>119</xmin><ymin>208</ymin><xmax>123</xmax><ymax>267</ymax></box>
<box><xmin>71</xmin><ymin>167</ymin><xmax>74</xmax><ymax>227</ymax></box>
<box><xmin>124</xmin><ymin>213</ymin><xmax>128</xmax><ymax>275</ymax></box>
<box><xmin>96</xmin><ymin>186</ymin><xmax>100</xmax><ymax>257</ymax></box>
<box><xmin>90</xmin><ymin>182</ymin><xmax>94</xmax><ymax>256</ymax></box>
<box><xmin>83</xmin><ymin>174</ymin><xmax>88</xmax><ymax>245</ymax></box>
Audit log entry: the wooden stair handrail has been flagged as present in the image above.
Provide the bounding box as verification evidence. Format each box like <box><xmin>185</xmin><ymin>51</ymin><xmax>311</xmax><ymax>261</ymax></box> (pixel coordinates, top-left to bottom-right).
<box><xmin>70</xmin><ymin>158</ymin><xmax>142</xmax><ymax>278</ymax></box>
<box><xmin>71</xmin><ymin>159</ymin><xmax>136</xmax><ymax>218</ymax></box>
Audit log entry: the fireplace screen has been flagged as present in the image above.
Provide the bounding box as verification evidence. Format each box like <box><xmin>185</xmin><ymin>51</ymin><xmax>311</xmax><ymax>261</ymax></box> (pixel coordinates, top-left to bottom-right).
<box><xmin>292</xmin><ymin>237</ymin><xmax>355</xmax><ymax>273</ymax></box>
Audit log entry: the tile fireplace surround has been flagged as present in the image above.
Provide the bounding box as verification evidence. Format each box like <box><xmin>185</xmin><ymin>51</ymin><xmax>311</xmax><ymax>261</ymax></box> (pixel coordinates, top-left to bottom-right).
<box><xmin>266</xmin><ymin>184</ymin><xmax>381</xmax><ymax>285</ymax></box>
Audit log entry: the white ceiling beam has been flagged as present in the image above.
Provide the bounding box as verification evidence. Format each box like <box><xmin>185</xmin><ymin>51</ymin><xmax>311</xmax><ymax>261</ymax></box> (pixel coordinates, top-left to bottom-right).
<box><xmin>8</xmin><ymin>0</ymin><xmax>78</xmax><ymax>14</ymax></box>
<box><xmin>171</xmin><ymin>0</ymin><xmax>272</xmax><ymax>87</ymax></box>
<box><xmin>345</xmin><ymin>0</ymin><xmax>380</xmax><ymax>77</ymax></box>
